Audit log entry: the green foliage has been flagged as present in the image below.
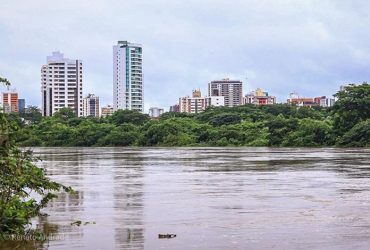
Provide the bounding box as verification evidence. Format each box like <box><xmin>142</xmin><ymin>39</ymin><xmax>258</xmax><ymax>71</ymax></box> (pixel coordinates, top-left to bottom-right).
<box><xmin>140</xmin><ymin>118</ymin><xmax>199</xmax><ymax>146</ymax></box>
<box><xmin>282</xmin><ymin>118</ymin><xmax>335</xmax><ymax>147</ymax></box>
<box><xmin>266</xmin><ymin>115</ymin><xmax>299</xmax><ymax>146</ymax></box>
<box><xmin>0</xmin><ymin>147</ymin><xmax>72</xmax><ymax>235</ymax></box>
<box><xmin>97</xmin><ymin>124</ymin><xmax>139</xmax><ymax>146</ymax></box>
<box><xmin>4</xmin><ymin>113</ymin><xmax>24</xmax><ymax>128</ymax></box>
<box><xmin>0</xmin><ymin>106</ymin><xmax>72</xmax><ymax>238</ymax></box>
<box><xmin>110</xmin><ymin>109</ymin><xmax>150</xmax><ymax>126</ymax></box>
<box><xmin>0</xmin><ymin>77</ymin><xmax>11</xmax><ymax>86</ymax></box>
<box><xmin>75</xmin><ymin>121</ymin><xmax>115</xmax><ymax>146</ymax></box>
<box><xmin>6</xmin><ymin>82</ymin><xmax>370</xmax><ymax>148</ymax></box>
<box><xmin>210</xmin><ymin>113</ymin><xmax>242</xmax><ymax>126</ymax></box>
<box><xmin>160</xmin><ymin>112</ymin><xmax>194</xmax><ymax>120</ymax></box>
<box><xmin>338</xmin><ymin>120</ymin><xmax>370</xmax><ymax>147</ymax></box>
<box><xmin>19</xmin><ymin>106</ymin><xmax>42</xmax><ymax>124</ymax></box>
<box><xmin>332</xmin><ymin>83</ymin><xmax>370</xmax><ymax>135</ymax></box>
<box><xmin>260</xmin><ymin>104</ymin><xmax>296</xmax><ymax>117</ymax></box>
<box><xmin>215</xmin><ymin>121</ymin><xmax>269</xmax><ymax>146</ymax></box>
<box><xmin>53</xmin><ymin>107</ymin><xmax>77</xmax><ymax>122</ymax></box>
<box><xmin>295</xmin><ymin>107</ymin><xmax>323</xmax><ymax>120</ymax></box>
<box><xmin>1</xmin><ymin>75</ymin><xmax>71</xmax><ymax>239</ymax></box>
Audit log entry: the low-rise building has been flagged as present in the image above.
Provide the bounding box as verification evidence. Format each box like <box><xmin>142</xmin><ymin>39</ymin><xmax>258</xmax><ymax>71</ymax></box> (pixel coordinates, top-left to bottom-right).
<box><xmin>287</xmin><ymin>93</ymin><xmax>335</xmax><ymax>107</ymax></box>
<box><xmin>179</xmin><ymin>90</ymin><xmax>224</xmax><ymax>114</ymax></box>
<box><xmin>101</xmin><ymin>105</ymin><xmax>114</xmax><ymax>117</ymax></box>
<box><xmin>149</xmin><ymin>107</ymin><xmax>164</xmax><ymax>118</ymax></box>
<box><xmin>243</xmin><ymin>88</ymin><xmax>276</xmax><ymax>105</ymax></box>
<box><xmin>287</xmin><ymin>93</ymin><xmax>316</xmax><ymax>107</ymax></box>
<box><xmin>314</xmin><ymin>96</ymin><xmax>335</xmax><ymax>107</ymax></box>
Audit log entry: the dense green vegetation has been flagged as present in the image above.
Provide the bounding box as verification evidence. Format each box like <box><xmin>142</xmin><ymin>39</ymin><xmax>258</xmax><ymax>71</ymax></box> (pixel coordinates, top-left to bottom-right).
<box><xmin>0</xmin><ymin>78</ymin><xmax>72</xmax><ymax>243</ymax></box>
<box><xmin>8</xmin><ymin>83</ymin><xmax>370</xmax><ymax>147</ymax></box>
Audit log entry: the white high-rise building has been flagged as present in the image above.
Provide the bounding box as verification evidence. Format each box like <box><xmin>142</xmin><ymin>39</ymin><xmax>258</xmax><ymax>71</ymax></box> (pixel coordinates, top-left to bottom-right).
<box><xmin>41</xmin><ymin>51</ymin><xmax>83</xmax><ymax>117</ymax></box>
<box><xmin>83</xmin><ymin>94</ymin><xmax>100</xmax><ymax>117</ymax></box>
<box><xmin>113</xmin><ymin>41</ymin><xmax>143</xmax><ymax>112</ymax></box>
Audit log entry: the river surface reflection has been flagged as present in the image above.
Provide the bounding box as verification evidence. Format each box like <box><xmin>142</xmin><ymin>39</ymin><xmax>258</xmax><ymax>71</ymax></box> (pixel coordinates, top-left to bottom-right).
<box><xmin>15</xmin><ymin>148</ymin><xmax>370</xmax><ymax>249</ymax></box>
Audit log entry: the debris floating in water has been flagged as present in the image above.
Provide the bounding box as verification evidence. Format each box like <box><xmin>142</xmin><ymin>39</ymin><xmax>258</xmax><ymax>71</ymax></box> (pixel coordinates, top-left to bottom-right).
<box><xmin>158</xmin><ymin>234</ymin><xmax>176</xmax><ymax>239</ymax></box>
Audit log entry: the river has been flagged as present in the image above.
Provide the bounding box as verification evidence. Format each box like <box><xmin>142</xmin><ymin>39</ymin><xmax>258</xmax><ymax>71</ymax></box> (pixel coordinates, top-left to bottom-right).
<box><xmin>5</xmin><ymin>147</ymin><xmax>370</xmax><ymax>249</ymax></box>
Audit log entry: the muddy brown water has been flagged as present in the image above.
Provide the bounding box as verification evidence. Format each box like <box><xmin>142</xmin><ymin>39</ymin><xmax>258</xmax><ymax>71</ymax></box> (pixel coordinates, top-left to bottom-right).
<box><xmin>2</xmin><ymin>147</ymin><xmax>370</xmax><ymax>249</ymax></box>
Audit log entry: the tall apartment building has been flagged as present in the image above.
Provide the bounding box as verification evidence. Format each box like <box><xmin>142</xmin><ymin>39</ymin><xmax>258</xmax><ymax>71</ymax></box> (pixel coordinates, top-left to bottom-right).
<box><xmin>244</xmin><ymin>88</ymin><xmax>276</xmax><ymax>106</ymax></box>
<box><xmin>113</xmin><ymin>41</ymin><xmax>143</xmax><ymax>112</ymax></box>
<box><xmin>2</xmin><ymin>90</ymin><xmax>18</xmax><ymax>113</ymax></box>
<box><xmin>208</xmin><ymin>78</ymin><xmax>243</xmax><ymax>107</ymax></box>
<box><xmin>179</xmin><ymin>90</ymin><xmax>224</xmax><ymax>114</ymax></box>
<box><xmin>41</xmin><ymin>51</ymin><xmax>83</xmax><ymax>117</ymax></box>
<box><xmin>83</xmin><ymin>94</ymin><xmax>100</xmax><ymax>117</ymax></box>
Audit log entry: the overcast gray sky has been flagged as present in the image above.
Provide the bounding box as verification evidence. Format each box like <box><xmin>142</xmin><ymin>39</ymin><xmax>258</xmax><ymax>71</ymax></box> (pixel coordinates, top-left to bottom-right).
<box><xmin>1</xmin><ymin>0</ymin><xmax>370</xmax><ymax>111</ymax></box>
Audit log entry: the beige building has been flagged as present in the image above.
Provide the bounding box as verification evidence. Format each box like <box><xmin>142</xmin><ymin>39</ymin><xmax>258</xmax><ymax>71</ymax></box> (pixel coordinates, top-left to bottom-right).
<box><xmin>287</xmin><ymin>93</ymin><xmax>317</xmax><ymax>107</ymax></box>
<box><xmin>287</xmin><ymin>93</ymin><xmax>335</xmax><ymax>107</ymax></box>
<box><xmin>179</xmin><ymin>90</ymin><xmax>224</xmax><ymax>114</ymax></box>
<box><xmin>101</xmin><ymin>105</ymin><xmax>114</xmax><ymax>117</ymax></box>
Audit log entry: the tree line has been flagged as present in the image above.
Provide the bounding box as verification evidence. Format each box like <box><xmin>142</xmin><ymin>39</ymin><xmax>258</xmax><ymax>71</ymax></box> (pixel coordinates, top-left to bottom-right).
<box><xmin>6</xmin><ymin>83</ymin><xmax>370</xmax><ymax>147</ymax></box>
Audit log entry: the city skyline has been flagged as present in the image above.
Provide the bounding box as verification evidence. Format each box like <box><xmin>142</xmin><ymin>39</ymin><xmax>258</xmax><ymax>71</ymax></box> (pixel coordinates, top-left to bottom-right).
<box><xmin>1</xmin><ymin>1</ymin><xmax>370</xmax><ymax>112</ymax></box>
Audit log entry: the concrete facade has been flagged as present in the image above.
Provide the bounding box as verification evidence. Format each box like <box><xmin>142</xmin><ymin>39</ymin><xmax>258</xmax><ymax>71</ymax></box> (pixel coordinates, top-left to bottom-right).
<box><xmin>83</xmin><ymin>94</ymin><xmax>100</xmax><ymax>117</ymax></box>
<box><xmin>41</xmin><ymin>51</ymin><xmax>83</xmax><ymax>117</ymax></box>
<box><xmin>208</xmin><ymin>78</ymin><xmax>243</xmax><ymax>107</ymax></box>
<box><xmin>113</xmin><ymin>41</ymin><xmax>143</xmax><ymax>112</ymax></box>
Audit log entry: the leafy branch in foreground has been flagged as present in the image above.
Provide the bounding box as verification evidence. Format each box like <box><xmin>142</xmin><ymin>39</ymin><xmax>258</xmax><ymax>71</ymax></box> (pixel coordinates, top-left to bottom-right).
<box><xmin>0</xmin><ymin>78</ymin><xmax>73</xmax><ymax>238</ymax></box>
<box><xmin>0</xmin><ymin>145</ymin><xmax>72</xmax><ymax>235</ymax></box>
<box><xmin>0</xmin><ymin>77</ymin><xmax>11</xmax><ymax>86</ymax></box>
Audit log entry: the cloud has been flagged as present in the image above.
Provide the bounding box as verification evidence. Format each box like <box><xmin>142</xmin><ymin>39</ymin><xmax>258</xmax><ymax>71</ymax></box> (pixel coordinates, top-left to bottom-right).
<box><xmin>1</xmin><ymin>0</ymin><xmax>370</xmax><ymax>110</ymax></box>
